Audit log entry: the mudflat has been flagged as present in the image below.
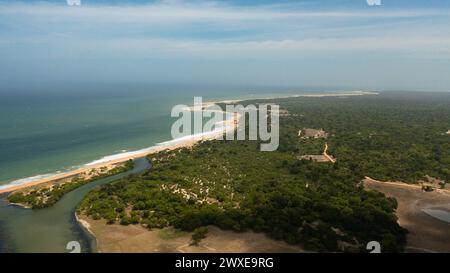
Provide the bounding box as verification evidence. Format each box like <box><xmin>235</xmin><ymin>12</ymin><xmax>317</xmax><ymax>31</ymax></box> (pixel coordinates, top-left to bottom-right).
<box><xmin>364</xmin><ymin>178</ymin><xmax>450</xmax><ymax>252</ymax></box>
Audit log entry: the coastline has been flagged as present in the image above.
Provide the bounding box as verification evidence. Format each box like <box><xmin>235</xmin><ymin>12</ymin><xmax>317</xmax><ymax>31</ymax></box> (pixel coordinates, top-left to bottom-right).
<box><xmin>0</xmin><ymin>103</ymin><xmax>240</xmax><ymax>195</ymax></box>
<box><xmin>75</xmin><ymin>213</ymin><xmax>99</xmax><ymax>253</ymax></box>
<box><xmin>9</xmin><ymin>202</ymin><xmax>32</xmax><ymax>209</ymax></box>
<box><xmin>0</xmin><ymin>91</ymin><xmax>376</xmax><ymax>195</ymax></box>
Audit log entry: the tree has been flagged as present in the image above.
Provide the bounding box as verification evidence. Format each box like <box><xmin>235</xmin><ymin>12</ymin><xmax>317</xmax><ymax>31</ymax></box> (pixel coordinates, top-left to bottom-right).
<box><xmin>190</xmin><ymin>226</ymin><xmax>208</xmax><ymax>246</ymax></box>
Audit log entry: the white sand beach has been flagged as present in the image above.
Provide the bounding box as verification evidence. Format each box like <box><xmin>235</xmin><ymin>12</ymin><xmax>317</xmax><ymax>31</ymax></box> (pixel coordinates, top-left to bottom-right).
<box><xmin>0</xmin><ymin>91</ymin><xmax>376</xmax><ymax>195</ymax></box>
<box><xmin>0</xmin><ymin>104</ymin><xmax>240</xmax><ymax>194</ymax></box>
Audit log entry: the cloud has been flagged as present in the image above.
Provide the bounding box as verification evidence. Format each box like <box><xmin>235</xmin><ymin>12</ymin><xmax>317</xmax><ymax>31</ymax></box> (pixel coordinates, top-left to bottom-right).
<box><xmin>0</xmin><ymin>1</ymin><xmax>446</xmax><ymax>24</ymax></box>
<box><xmin>0</xmin><ymin>1</ymin><xmax>449</xmax><ymax>56</ymax></box>
<box><xmin>1</xmin><ymin>1</ymin><xmax>450</xmax><ymax>90</ymax></box>
<box><xmin>3</xmin><ymin>36</ymin><xmax>449</xmax><ymax>62</ymax></box>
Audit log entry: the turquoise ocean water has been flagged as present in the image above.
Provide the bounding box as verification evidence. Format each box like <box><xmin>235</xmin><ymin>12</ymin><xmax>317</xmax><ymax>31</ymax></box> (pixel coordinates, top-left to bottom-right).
<box><xmin>0</xmin><ymin>84</ymin><xmax>300</xmax><ymax>188</ymax></box>
<box><xmin>0</xmin><ymin>84</ymin><xmax>305</xmax><ymax>252</ymax></box>
<box><xmin>0</xmin><ymin>84</ymin><xmax>338</xmax><ymax>252</ymax></box>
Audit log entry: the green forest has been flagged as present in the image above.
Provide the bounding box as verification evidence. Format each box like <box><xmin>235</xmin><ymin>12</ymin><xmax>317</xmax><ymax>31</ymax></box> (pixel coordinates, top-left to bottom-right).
<box><xmin>76</xmin><ymin>92</ymin><xmax>450</xmax><ymax>252</ymax></box>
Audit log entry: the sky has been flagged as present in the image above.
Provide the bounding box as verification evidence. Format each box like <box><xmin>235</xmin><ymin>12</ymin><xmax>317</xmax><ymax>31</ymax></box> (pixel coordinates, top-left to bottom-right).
<box><xmin>0</xmin><ymin>0</ymin><xmax>450</xmax><ymax>92</ymax></box>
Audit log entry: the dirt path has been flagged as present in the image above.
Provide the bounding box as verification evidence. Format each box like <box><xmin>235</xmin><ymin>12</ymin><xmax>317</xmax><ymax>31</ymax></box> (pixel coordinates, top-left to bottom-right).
<box><xmin>364</xmin><ymin>176</ymin><xmax>450</xmax><ymax>195</ymax></box>
<box><xmin>323</xmin><ymin>142</ymin><xmax>336</xmax><ymax>163</ymax></box>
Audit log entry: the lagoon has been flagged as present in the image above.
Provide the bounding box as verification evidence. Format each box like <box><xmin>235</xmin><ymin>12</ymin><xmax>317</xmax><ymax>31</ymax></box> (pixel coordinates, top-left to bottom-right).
<box><xmin>0</xmin><ymin>158</ymin><xmax>150</xmax><ymax>253</ymax></box>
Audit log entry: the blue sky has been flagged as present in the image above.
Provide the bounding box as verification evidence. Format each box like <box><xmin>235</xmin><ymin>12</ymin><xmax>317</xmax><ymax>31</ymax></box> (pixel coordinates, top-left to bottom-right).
<box><xmin>1</xmin><ymin>0</ymin><xmax>450</xmax><ymax>91</ymax></box>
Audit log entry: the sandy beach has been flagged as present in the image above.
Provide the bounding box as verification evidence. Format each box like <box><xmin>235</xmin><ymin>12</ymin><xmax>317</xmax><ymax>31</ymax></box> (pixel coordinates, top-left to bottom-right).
<box><xmin>0</xmin><ymin>104</ymin><xmax>240</xmax><ymax>195</ymax></box>
<box><xmin>0</xmin><ymin>91</ymin><xmax>376</xmax><ymax>195</ymax></box>
<box><xmin>0</xmin><ymin>142</ymin><xmax>189</xmax><ymax>194</ymax></box>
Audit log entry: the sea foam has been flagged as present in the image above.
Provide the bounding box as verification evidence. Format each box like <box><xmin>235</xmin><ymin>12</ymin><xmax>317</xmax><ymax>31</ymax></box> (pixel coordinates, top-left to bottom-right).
<box><xmin>0</xmin><ymin>117</ymin><xmax>233</xmax><ymax>191</ymax></box>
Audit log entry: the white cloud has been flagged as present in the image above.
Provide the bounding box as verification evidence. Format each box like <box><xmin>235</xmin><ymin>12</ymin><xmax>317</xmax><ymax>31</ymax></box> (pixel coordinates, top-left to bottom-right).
<box><xmin>0</xmin><ymin>1</ymin><xmax>446</xmax><ymax>24</ymax></box>
<box><xmin>79</xmin><ymin>36</ymin><xmax>450</xmax><ymax>56</ymax></box>
<box><xmin>0</xmin><ymin>1</ymin><xmax>449</xmax><ymax>60</ymax></box>
<box><xmin>4</xmin><ymin>36</ymin><xmax>449</xmax><ymax>61</ymax></box>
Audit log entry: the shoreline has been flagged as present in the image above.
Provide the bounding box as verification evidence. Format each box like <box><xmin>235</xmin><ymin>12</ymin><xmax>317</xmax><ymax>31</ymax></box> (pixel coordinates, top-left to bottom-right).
<box><xmin>75</xmin><ymin>213</ymin><xmax>99</xmax><ymax>253</ymax></box>
<box><xmin>0</xmin><ymin>106</ymin><xmax>240</xmax><ymax>195</ymax></box>
<box><xmin>0</xmin><ymin>91</ymin><xmax>376</xmax><ymax>195</ymax></box>
<box><xmin>364</xmin><ymin>178</ymin><xmax>450</xmax><ymax>252</ymax></box>
<box><xmin>9</xmin><ymin>202</ymin><xmax>32</xmax><ymax>209</ymax></box>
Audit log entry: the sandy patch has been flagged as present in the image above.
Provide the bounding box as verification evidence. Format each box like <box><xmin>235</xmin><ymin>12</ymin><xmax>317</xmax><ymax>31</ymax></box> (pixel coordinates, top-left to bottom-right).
<box><xmin>78</xmin><ymin>215</ymin><xmax>304</xmax><ymax>253</ymax></box>
<box><xmin>364</xmin><ymin>178</ymin><xmax>450</xmax><ymax>253</ymax></box>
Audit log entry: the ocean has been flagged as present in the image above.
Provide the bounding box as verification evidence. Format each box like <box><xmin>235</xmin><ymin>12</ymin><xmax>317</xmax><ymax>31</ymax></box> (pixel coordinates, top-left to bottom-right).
<box><xmin>0</xmin><ymin>84</ymin><xmax>308</xmax><ymax>252</ymax></box>
<box><xmin>0</xmin><ymin>84</ymin><xmax>300</xmax><ymax>188</ymax></box>
<box><xmin>0</xmin><ymin>84</ymin><xmax>350</xmax><ymax>252</ymax></box>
